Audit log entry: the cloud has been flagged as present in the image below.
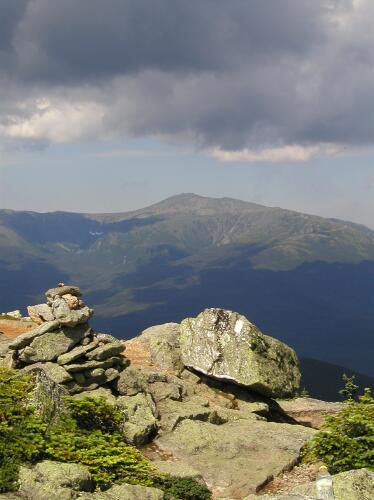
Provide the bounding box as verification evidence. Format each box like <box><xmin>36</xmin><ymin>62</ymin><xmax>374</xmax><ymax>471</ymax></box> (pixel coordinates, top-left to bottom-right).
<box><xmin>2</xmin><ymin>99</ymin><xmax>105</xmax><ymax>143</ymax></box>
<box><xmin>0</xmin><ymin>0</ymin><xmax>374</xmax><ymax>159</ymax></box>
<box><xmin>209</xmin><ymin>144</ymin><xmax>342</xmax><ymax>163</ymax></box>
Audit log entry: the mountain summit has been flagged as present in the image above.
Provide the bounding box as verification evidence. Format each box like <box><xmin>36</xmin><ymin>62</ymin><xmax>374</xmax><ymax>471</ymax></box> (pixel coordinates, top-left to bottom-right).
<box><xmin>0</xmin><ymin>194</ymin><xmax>373</xmax><ymax>377</ymax></box>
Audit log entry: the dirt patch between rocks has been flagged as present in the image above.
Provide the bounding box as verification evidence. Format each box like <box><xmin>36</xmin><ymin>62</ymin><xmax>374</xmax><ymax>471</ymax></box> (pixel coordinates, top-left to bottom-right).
<box><xmin>258</xmin><ymin>462</ymin><xmax>321</xmax><ymax>495</ymax></box>
<box><xmin>0</xmin><ymin>318</ymin><xmax>37</xmax><ymax>339</ymax></box>
<box><xmin>124</xmin><ymin>338</ymin><xmax>154</xmax><ymax>368</ymax></box>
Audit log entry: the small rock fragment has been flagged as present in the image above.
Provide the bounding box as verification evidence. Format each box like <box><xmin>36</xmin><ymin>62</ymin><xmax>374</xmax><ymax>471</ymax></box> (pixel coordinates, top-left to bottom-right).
<box><xmin>23</xmin><ymin>362</ymin><xmax>73</xmax><ymax>384</ymax></box>
<box><xmin>57</xmin><ymin>340</ymin><xmax>99</xmax><ymax>365</ymax></box>
<box><xmin>115</xmin><ymin>366</ymin><xmax>148</xmax><ymax>396</ymax></box>
<box><xmin>85</xmin><ymin>342</ymin><xmax>124</xmax><ymax>361</ymax></box>
<box><xmin>96</xmin><ymin>333</ymin><xmax>120</xmax><ymax>344</ymax></box>
<box><xmin>45</xmin><ymin>285</ymin><xmax>82</xmax><ymax>299</ymax></box>
<box><xmin>64</xmin><ymin>356</ymin><xmax>121</xmax><ymax>372</ymax></box>
<box><xmin>62</xmin><ymin>293</ymin><xmax>80</xmax><ymax>310</ymax></box>
<box><xmin>0</xmin><ymin>350</ymin><xmax>17</xmax><ymax>369</ymax></box>
<box><xmin>104</xmin><ymin>367</ymin><xmax>120</xmax><ymax>382</ymax></box>
<box><xmin>27</xmin><ymin>304</ymin><xmax>55</xmax><ymax>324</ymax></box>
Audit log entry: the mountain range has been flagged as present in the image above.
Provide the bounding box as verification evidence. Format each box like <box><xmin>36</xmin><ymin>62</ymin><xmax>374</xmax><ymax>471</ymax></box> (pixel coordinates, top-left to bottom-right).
<box><xmin>1</xmin><ymin>193</ymin><xmax>373</xmax><ymax>381</ymax></box>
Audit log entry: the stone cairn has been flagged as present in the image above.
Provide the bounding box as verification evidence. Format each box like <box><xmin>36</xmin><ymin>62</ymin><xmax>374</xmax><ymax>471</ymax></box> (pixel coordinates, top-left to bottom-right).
<box><xmin>6</xmin><ymin>284</ymin><xmax>127</xmax><ymax>394</ymax></box>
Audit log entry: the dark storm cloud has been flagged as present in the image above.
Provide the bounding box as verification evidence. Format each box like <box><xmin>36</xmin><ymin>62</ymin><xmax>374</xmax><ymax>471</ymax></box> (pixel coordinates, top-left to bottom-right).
<box><xmin>0</xmin><ymin>0</ymin><xmax>373</xmax><ymax>154</ymax></box>
<box><xmin>6</xmin><ymin>0</ymin><xmax>325</xmax><ymax>80</ymax></box>
<box><xmin>0</xmin><ymin>1</ymin><xmax>28</xmax><ymax>49</ymax></box>
<box><xmin>0</xmin><ymin>0</ymin><xmax>28</xmax><ymax>72</ymax></box>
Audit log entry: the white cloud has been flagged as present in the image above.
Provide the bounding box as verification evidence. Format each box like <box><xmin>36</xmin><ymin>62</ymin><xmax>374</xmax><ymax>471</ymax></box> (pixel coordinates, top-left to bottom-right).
<box><xmin>2</xmin><ymin>99</ymin><xmax>105</xmax><ymax>143</ymax></box>
<box><xmin>209</xmin><ymin>144</ymin><xmax>342</xmax><ymax>163</ymax></box>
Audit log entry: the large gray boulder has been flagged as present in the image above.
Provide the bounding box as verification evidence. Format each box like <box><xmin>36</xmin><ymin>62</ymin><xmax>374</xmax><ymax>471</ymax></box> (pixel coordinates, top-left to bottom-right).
<box><xmin>0</xmin><ymin>333</ymin><xmax>11</xmax><ymax>356</ymax></box>
<box><xmin>72</xmin><ymin>386</ymin><xmax>116</xmax><ymax>404</ymax></box>
<box><xmin>0</xmin><ymin>349</ymin><xmax>17</xmax><ymax>369</ymax></box>
<box><xmin>180</xmin><ymin>308</ymin><xmax>300</xmax><ymax>398</ymax></box>
<box><xmin>0</xmin><ymin>367</ymin><xmax>68</xmax><ymax>423</ymax></box>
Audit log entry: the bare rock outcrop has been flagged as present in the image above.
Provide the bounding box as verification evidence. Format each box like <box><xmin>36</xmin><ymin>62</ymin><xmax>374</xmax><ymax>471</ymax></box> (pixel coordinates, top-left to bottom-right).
<box><xmin>4</xmin><ymin>289</ymin><xmax>358</xmax><ymax>499</ymax></box>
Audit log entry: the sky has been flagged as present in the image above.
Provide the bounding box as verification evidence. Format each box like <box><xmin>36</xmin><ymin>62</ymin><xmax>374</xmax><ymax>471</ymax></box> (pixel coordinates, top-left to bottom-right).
<box><xmin>0</xmin><ymin>0</ymin><xmax>374</xmax><ymax>227</ymax></box>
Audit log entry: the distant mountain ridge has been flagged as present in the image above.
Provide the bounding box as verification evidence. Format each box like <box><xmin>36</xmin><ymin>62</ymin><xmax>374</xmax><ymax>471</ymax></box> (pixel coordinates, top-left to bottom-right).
<box><xmin>1</xmin><ymin>194</ymin><xmax>373</xmax><ymax>377</ymax></box>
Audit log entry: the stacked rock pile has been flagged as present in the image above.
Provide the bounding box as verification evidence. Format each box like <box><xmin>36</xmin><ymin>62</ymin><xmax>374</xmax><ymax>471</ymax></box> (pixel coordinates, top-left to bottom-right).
<box><xmin>5</xmin><ymin>284</ymin><xmax>127</xmax><ymax>394</ymax></box>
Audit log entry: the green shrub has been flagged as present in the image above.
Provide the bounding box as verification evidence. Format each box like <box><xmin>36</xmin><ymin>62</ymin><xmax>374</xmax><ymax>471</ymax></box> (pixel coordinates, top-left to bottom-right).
<box><xmin>0</xmin><ymin>370</ymin><xmax>212</xmax><ymax>498</ymax></box>
<box><xmin>63</xmin><ymin>396</ymin><xmax>122</xmax><ymax>432</ymax></box>
<box><xmin>0</xmin><ymin>371</ymin><xmax>155</xmax><ymax>491</ymax></box>
<box><xmin>339</xmin><ymin>374</ymin><xmax>359</xmax><ymax>401</ymax></box>
<box><xmin>0</xmin><ymin>452</ymin><xmax>19</xmax><ymax>493</ymax></box>
<box><xmin>158</xmin><ymin>476</ymin><xmax>212</xmax><ymax>500</ymax></box>
<box><xmin>304</xmin><ymin>388</ymin><xmax>374</xmax><ymax>472</ymax></box>
<box><xmin>44</xmin><ymin>396</ymin><xmax>156</xmax><ymax>488</ymax></box>
<box><xmin>45</xmin><ymin>427</ymin><xmax>155</xmax><ymax>488</ymax></box>
<box><xmin>299</xmin><ymin>387</ymin><xmax>310</xmax><ymax>398</ymax></box>
<box><xmin>0</xmin><ymin>369</ymin><xmax>46</xmax><ymax>492</ymax></box>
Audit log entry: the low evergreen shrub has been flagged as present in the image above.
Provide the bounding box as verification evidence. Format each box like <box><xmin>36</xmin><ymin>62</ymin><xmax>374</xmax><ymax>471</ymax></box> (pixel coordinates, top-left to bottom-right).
<box><xmin>339</xmin><ymin>374</ymin><xmax>359</xmax><ymax>401</ymax></box>
<box><xmin>0</xmin><ymin>369</ymin><xmax>46</xmax><ymax>492</ymax></box>
<box><xmin>0</xmin><ymin>369</ymin><xmax>212</xmax><ymax>499</ymax></box>
<box><xmin>157</xmin><ymin>476</ymin><xmax>212</xmax><ymax>500</ymax></box>
<box><xmin>303</xmin><ymin>388</ymin><xmax>374</xmax><ymax>472</ymax></box>
<box><xmin>63</xmin><ymin>396</ymin><xmax>122</xmax><ymax>433</ymax></box>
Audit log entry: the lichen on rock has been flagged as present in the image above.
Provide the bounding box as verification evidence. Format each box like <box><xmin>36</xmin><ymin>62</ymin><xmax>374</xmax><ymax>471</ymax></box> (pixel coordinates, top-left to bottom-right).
<box><xmin>179</xmin><ymin>308</ymin><xmax>301</xmax><ymax>398</ymax></box>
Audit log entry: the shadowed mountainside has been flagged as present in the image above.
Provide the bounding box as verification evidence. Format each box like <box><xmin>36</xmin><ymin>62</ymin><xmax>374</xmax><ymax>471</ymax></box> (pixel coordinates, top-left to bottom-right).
<box><xmin>1</xmin><ymin>193</ymin><xmax>373</xmax><ymax>377</ymax></box>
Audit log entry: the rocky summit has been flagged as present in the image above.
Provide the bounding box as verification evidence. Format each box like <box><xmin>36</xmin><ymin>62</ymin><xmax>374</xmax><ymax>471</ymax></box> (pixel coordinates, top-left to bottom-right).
<box><xmin>0</xmin><ymin>289</ymin><xmax>372</xmax><ymax>499</ymax></box>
